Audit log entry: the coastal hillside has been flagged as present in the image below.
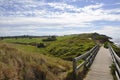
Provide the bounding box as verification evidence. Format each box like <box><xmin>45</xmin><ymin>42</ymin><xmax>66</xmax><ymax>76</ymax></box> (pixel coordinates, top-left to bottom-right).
<box><xmin>0</xmin><ymin>33</ymin><xmax>112</xmax><ymax>80</ymax></box>
<box><xmin>1</xmin><ymin>33</ymin><xmax>111</xmax><ymax>61</ymax></box>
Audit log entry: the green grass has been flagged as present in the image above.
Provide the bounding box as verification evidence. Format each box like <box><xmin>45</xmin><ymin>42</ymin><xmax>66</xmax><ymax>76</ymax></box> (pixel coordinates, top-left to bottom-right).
<box><xmin>2</xmin><ymin>38</ymin><xmax>43</xmax><ymax>43</ymax></box>
<box><xmin>110</xmin><ymin>43</ymin><xmax>120</xmax><ymax>57</ymax></box>
<box><xmin>2</xmin><ymin>34</ymin><xmax>95</xmax><ymax>61</ymax></box>
<box><xmin>57</xmin><ymin>35</ymin><xmax>75</xmax><ymax>41</ymax></box>
<box><xmin>13</xmin><ymin>44</ymin><xmax>47</xmax><ymax>54</ymax></box>
<box><xmin>47</xmin><ymin>35</ymin><xmax>95</xmax><ymax>60</ymax></box>
<box><xmin>110</xmin><ymin>63</ymin><xmax>117</xmax><ymax>80</ymax></box>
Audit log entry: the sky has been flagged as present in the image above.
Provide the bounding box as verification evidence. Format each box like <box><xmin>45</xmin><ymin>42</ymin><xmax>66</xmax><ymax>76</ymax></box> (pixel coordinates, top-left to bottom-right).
<box><xmin>0</xmin><ymin>0</ymin><xmax>120</xmax><ymax>39</ymax></box>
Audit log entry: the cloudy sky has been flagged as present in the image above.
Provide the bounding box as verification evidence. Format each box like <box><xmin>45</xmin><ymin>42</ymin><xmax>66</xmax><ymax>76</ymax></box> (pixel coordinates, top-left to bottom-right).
<box><xmin>0</xmin><ymin>0</ymin><xmax>120</xmax><ymax>39</ymax></box>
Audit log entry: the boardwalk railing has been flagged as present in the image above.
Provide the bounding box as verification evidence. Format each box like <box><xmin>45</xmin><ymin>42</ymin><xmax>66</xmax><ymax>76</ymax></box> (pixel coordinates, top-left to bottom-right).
<box><xmin>73</xmin><ymin>45</ymin><xmax>99</xmax><ymax>80</ymax></box>
<box><xmin>109</xmin><ymin>44</ymin><xmax>120</xmax><ymax>80</ymax></box>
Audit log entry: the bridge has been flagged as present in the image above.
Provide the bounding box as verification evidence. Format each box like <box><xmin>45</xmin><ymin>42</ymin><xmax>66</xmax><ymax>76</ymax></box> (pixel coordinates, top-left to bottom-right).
<box><xmin>73</xmin><ymin>44</ymin><xmax>120</xmax><ymax>80</ymax></box>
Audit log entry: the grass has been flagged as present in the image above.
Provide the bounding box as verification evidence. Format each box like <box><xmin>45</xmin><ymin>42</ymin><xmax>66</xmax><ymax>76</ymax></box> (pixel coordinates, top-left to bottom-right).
<box><xmin>2</xmin><ymin>38</ymin><xmax>43</xmax><ymax>44</ymax></box>
<box><xmin>110</xmin><ymin>43</ymin><xmax>120</xmax><ymax>57</ymax></box>
<box><xmin>47</xmin><ymin>36</ymin><xmax>95</xmax><ymax>60</ymax></box>
<box><xmin>2</xmin><ymin>36</ymin><xmax>73</xmax><ymax>43</ymax></box>
<box><xmin>1</xmin><ymin>34</ymin><xmax>95</xmax><ymax>61</ymax></box>
<box><xmin>0</xmin><ymin>34</ymin><xmax>96</xmax><ymax>80</ymax></box>
<box><xmin>12</xmin><ymin>43</ymin><xmax>47</xmax><ymax>55</ymax></box>
<box><xmin>0</xmin><ymin>42</ymin><xmax>72</xmax><ymax>80</ymax></box>
<box><xmin>0</xmin><ymin>33</ymin><xmax>111</xmax><ymax>80</ymax></box>
<box><xmin>110</xmin><ymin>63</ymin><xmax>117</xmax><ymax>80</ymax></box>
<box><xmin>57</xmin><ymin>35</ymin><xmax>75</xmax><ymax>41</ymax></box>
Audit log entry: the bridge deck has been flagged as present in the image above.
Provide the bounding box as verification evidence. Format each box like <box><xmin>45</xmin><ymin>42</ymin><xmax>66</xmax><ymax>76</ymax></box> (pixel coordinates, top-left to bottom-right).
<box><xmin>84</xmin><ymin>46</ymin><xmax>113</xmax><ymax>80</ymax></box>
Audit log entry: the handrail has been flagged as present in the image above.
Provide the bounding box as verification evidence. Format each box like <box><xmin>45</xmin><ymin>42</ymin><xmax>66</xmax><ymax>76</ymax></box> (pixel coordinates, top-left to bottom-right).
<box><xmin>108</xmin><ymin>44</ymin><xmax>120</xmax><ymax>80</ymax></box>
<box><xmin>73</xmin><ymin>45</ymin><xmax>99</xmax><ymax>80</ymax></box>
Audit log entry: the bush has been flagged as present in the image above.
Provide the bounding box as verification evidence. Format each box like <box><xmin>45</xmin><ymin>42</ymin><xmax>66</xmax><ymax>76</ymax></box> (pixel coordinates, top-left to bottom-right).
<box><xmin>30</xmin><ymin>42</ymin><xmax>37</xmax><ymax>46</ymax></box>
<box><xmin>104</xmin><ymin>42</ymin><xmax>108</xmax><ymax>49</ymax></box>
<box><xmin>37</xmin><ymin>43</ymin><xmax>45</xmax><ymax>48</ymax></box>
<box><xmin>42</xmin><ymin>36</ymin><xmax>57</xmax><ymax>42</ymax></box>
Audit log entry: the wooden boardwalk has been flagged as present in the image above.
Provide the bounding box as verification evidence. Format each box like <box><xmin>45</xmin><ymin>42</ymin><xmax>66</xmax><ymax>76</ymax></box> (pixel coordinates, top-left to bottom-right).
<box><xmin>84</xmin><ymin>46</ymin><xmax>113</xmax><ymax>80</ymax></box>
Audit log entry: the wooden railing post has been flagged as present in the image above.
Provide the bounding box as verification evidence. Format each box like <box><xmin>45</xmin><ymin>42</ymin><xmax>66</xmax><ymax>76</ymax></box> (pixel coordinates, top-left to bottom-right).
<box><xmin>73</xmin><ymin>59</ymin><xmax>77</xmax><ymax>80</ymax></box>
<box><xmin>83</xmin><ymin>63</ymin><xmax>87</xmax><ymax>75</ymax></box>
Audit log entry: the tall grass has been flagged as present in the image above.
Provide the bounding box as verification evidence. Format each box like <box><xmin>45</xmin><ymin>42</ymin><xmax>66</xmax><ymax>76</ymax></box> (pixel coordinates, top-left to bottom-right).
<box><xmin>0</xmin><ymin>43</ymin><xmax>72</xmax><ymax>80</ymax></box>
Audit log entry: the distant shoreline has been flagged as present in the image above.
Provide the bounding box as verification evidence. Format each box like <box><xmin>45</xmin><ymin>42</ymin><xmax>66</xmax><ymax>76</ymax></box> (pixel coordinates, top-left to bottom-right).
<box><xmin>115</xmin><ymin>42</ymin><xmax>120</xmax><ymax>48</ymax></box>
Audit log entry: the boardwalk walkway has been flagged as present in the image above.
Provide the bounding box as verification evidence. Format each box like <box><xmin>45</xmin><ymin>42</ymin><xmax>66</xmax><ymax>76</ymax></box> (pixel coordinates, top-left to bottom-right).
<box><xmin>84</xmin><ymin>46</ymin><xmax>113</xmax><ymax>80</ymax></box>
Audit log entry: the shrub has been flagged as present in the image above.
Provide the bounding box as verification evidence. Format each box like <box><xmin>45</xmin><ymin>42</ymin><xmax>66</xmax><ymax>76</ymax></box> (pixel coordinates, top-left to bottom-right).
<box><xmin>104</xmin><ymin>42</ymin><xmax>108</xmax><ymax>49</ymax></box>
<box><xmin>42</xmin><ymin>36</ymin><xmax>57</xmax><ymax>42</ymax></box>
<box><xmin>37</xmin><ymin>43</ymin><xmax>45</xmax><ymax>48</ymax></box>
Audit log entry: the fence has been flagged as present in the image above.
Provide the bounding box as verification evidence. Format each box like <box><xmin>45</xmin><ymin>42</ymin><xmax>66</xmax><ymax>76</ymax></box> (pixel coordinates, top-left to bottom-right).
<box><xmin>73</xmin><ymin>45</ymin><xmax>99</xmax><ymax>80</ymax></box>
<box><xmin>109</xmin><ymin>44</ymin><xmax>120</xmax><ymax>80</ymax></box>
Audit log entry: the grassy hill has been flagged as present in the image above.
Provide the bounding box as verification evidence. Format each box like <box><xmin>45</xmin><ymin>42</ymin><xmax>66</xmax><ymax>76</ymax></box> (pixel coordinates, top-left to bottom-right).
<box><xmin>1</xmin><ymin>33</ymin><xmax>111</xmax><ymax>61</ymax></box>
<box><xmin>0</xmin><ymin>33</ymin><xmax>111</xmax><ymax>80</ymax></box>
<box><xmin>0</xmin><ymin>43</ymin><xmax>72</xmax><ymax>80</ymax></box>
<box><xmin>46</xmin><ymin>35</ymin><xmax>95</xmax><ymax>60</ymax></box>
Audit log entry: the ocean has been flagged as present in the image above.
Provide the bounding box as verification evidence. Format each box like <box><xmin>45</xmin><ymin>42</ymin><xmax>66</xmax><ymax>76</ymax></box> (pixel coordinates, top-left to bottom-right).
<box><xmin>111</xmin><ymin>38</ymin><xmax>120</xmax><ymax>47</ymax></box>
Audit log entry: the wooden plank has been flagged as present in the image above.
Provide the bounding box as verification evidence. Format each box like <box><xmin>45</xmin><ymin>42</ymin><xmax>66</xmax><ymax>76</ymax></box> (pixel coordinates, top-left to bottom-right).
<box><xmin>84</xmin><ymin>46</ymin><xmax>113</xmax><ymax>80</ymax></box>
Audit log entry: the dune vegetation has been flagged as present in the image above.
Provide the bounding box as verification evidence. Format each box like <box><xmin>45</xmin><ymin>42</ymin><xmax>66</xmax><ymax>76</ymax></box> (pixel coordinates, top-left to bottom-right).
<box><xmin>0</xmin><ymin>43</ymin><xmax>72</xmax><ymax>80</ymax></box>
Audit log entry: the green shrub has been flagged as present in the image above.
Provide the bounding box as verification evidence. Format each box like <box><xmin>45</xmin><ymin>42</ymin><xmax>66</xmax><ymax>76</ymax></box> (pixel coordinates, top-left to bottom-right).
<box><xmin>42</xmin><ymin>36</ymin><xmax>57</xmax><ymax>42</ymax></box>
<box><xmin>37</xmin><ymin>43</ymin><xmax>45</xmax><ymax>48</ymax></box>
<box><xmin>104</xmin><ymin>42</ymin><xmax>108</xmax><ymax>49</ymax></box>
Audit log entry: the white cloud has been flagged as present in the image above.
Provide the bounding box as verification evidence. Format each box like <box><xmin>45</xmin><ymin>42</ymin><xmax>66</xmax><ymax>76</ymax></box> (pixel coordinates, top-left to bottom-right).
<box><xmin>0</xmin><ymin>0</ymin><xmax>120</xmax><ymax>37</ymax></box>
<box><xmin>47</xmin><ymin>2</ymin><xmax>81</xmax><ymax>12</ymax></box>
<box><xmin>83</xmin><ymin>3</ymin><xmax>104</xmax><ymax>9</ymax></box>
<box><xmin>93</xmin><ymin>26</ymin><xmax>120</xmax><ymax>38</ymax></box>
<box><xmin>105</xmin><ymin>8</ymin><xmax>120</xmax><ymax>13</ymax></box>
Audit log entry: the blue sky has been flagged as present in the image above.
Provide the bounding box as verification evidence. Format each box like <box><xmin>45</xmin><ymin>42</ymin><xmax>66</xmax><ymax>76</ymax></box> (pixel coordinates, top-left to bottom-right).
<box><xmin>0</xmin><ymin>0</ymin><xmax>120</xmax><ymax>39</ymax></box>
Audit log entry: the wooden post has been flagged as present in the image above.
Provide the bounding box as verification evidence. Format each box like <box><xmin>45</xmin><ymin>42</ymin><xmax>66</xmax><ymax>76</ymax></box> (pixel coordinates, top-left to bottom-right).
<box><xmin>73</xmin><ymin>59</ymin><xmax>77</xmax><ymax>80</ymax></box>
<box><xmin>83</xmin><ymin>63</ymin><xmax>88</xmax><ymax>76</ymax></box>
